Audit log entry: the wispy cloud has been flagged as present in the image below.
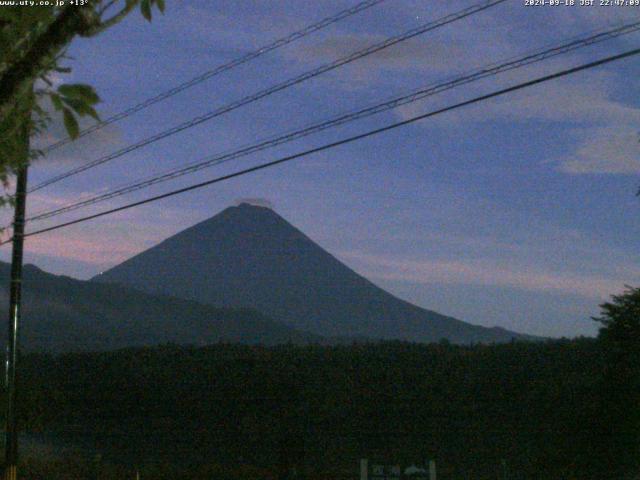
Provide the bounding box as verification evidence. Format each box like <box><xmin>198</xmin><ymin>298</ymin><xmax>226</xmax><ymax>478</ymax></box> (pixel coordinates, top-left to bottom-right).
<box><xmin>338</xmin><ymin>249</ymin><xmax>631</xmax><ymax>299</ymax></box>
<box><xmin>31</xmin><ymin>99</ymin><xmax>125</xmax><ymax>168</ymax></box>
<box><xmin>26</xmin><ymin>230</ymin><xmax>143</xmax><ymax>267</ymax></box>
<box><xmin>288</xmin><ymin>33</ymin><xmax>461</xmax><ymax>72</ymax></box>
<box><xmin>12</xmin><ymin>190</ymin><xmax>201</xmax><ymax>269</ymax></box>
<box><xmin>559</xmin><ymin>125</ymin><xmax>640</xmax><ymax>174</ymax></box>
<box><xmin>394</xmin><ymin>67</ymin><xmax>640</xmax><ymax>174</ymax></box>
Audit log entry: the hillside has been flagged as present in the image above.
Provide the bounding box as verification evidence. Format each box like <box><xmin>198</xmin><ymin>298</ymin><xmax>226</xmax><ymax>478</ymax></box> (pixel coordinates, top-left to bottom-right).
<box><xmin>0</xmin><ymin>261</ymin><xmax>318</xmax><ymax>352</ymax></box>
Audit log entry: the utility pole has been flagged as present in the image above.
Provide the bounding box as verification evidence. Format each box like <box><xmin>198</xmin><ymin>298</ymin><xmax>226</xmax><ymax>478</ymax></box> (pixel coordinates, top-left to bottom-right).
<box><xmin>500</xmin><ymin>459</ymin><xmax>508</xmax><ymax>480</ymax></box>
<box><xmin>4</xmin><ymin>116</ymin><xmax>30</xmax><ymax>480</ymax></box>
<box><xmin>428</xmin><ymin>460</ymin><xmax>436</xmax><ymax>480</ymax></box>
<box><xmin>360</xmin><ymin>458</ymin><xmax>368</xmax><ymax>480</ymax></box>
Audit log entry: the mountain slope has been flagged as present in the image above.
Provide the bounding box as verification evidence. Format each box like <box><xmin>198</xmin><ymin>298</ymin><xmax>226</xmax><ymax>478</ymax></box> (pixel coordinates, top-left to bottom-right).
<box><xmin>0</xmin><ymin>262</ymin><xmax>318</xmax><ymax>352</ymax></box>
<box><xmin>94</xmin><ymin>203</ymin><xmax>530</xmax><ymax>343</ymax></box>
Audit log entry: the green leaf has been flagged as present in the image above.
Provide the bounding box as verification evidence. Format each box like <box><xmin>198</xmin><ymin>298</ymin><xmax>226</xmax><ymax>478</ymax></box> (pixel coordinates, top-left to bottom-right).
<box><xmin>141</xmin><ymin>0</ymin><xmax>152</xmax><ymax>21</ymax></box>
<box><xmin>62</xmin><ymin>108</ymin><xmax>79</xmax><ymax>139</ymax></box>
<box><xmin>61</xmin><ymin>96</ymin><xmax>100</xmax><ymax>122</ymax></box>
<box><xmin>156</xmin><ymin>0</ymin><xmax>165</xmax><ymax>13</ymax></box>
<box><xmin>50</xmin><ymin>93</ymin><xmax>63</xmax><ymax>111</ymax></box>
<box><xmin>57</xmin><ymin>84</ymin><xmax>99</xmax><ymax>105</ymax></box>
<box><xmin>61</xmin><ymin>96</ymin><xmax>87</xmax><ymax>112</ymax></box>
<box><xmin>84</xmin><ymin>105</ymin><xmax>99</xmax><ymax>121</ymax></box>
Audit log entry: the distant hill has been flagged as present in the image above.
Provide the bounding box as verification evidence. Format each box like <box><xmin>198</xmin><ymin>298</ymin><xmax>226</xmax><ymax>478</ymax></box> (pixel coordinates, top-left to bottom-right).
<box><xmin>0</xmin><ymin>262</ymin><xmax>319</xmax><ymax>352</ymax></box>
<box><xmin>95</xmin><ymin>203</ymin><xmax>532</xmax><ymax>344</ymax></box>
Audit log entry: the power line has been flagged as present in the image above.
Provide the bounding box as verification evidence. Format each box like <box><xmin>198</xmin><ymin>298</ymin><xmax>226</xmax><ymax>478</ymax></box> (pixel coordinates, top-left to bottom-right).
<box><xmin>37</xmin><ymin>0</ymin><xmax>388</xmax><ymax>154</ymax></box>
<box><xmin>5</xmin><ymin>46</ymin><xmax>638</xmax><ymax>245</ymax></box>
<box><xmin>27</xmin><ymin>20</ymin><xmax>640</xmax><ymax>221</ymax></box>
<box><xmin>32</xmin><ymin>0</ymin><xmax>505</xmax><ymax>191</ymax></box>
<box><xmin>24</xmin><ymin>20</ymin><xmax>640</xmax><ymax>223</ymax></box>
<box><xmin>28</xmin><ymin>0</ymin><xmax>507</xmax><ymax>193</ymax></box>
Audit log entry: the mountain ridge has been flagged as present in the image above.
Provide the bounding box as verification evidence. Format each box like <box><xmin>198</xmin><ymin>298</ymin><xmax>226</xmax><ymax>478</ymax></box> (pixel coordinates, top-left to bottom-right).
<box><xmin>94</xmin><ymin>203</ymin><xmax>534</xmax><ymax>343</ymax></box>
<box><xmin>0</xmin><ymin>261</ymin><xmax>323</xmax><ymax>352</ymax></box>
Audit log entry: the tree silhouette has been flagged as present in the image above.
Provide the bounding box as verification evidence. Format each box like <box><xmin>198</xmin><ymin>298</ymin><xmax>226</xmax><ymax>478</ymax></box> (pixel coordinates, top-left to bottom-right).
<box><xmin>591</xmin><ymin>286</ymin><xmax>640</xmax><ymax>479</ymax></box>
<box><xmin>0</xmin><ymin>0</ymin><xmax>165</xmax><ymax>204</ymax></box>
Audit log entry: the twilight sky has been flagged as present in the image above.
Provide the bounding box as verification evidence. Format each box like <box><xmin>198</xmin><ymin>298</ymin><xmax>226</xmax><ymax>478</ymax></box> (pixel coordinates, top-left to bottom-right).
<box><xmin>2</xmin><ymin>0</ymin><xmax>639</xmax><ymax>338</ymax></box>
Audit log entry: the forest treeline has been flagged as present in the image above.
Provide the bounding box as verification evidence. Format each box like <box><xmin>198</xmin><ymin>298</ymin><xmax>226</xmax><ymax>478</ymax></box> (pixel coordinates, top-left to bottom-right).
<box><xmin>4</xmin><ymin>336</ymin><xmax>638</xmax><ymax>479</ymax></box>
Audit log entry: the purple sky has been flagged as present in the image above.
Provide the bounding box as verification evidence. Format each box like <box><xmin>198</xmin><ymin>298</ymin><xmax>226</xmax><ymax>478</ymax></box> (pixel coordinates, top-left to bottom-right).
<box><xmin>3</xmin><ymin>0</ymin><xmax>639</xmax><ymax>337</ymax></box>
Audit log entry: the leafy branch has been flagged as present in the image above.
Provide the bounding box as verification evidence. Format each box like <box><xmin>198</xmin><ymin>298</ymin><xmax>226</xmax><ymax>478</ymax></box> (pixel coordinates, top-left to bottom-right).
<box><xmin>0</xmin><ymin>0</ymin><xmax>165</xmax><ymax>184</ymax></box>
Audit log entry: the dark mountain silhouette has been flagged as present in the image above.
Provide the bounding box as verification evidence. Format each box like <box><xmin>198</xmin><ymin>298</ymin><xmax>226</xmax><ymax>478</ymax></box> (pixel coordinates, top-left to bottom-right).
<box><xmin>0</xmin><ymin>261</ymin><xmax>319</xmax><ymax>352</ymax></box>
<box><xmin>94</xmin><ymin>203</ymin><xmax>532</xmax><ymax>343</ymax></box>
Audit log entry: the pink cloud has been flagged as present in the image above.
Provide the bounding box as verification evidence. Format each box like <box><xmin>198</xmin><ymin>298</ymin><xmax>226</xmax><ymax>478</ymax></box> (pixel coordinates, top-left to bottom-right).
<box><xmin>338</xmin><ymin>250</ymin><xmax>631</xmax><ymax>299</ymax></box>
<box><xmin>26</xmin><ymin>231</ymin><xmax>142</xmax><ymax>266</ymax></box>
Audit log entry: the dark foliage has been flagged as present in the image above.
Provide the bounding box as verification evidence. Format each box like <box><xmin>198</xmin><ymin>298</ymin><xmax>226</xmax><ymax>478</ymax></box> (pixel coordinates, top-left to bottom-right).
<box><xmin>2</xmin><ymin>338</ymin><xmax>632</xmax><ymax>479</ymax></box>
<box><xmin>589</xmin><ymin>287</ymin><xmax>640</xmax><ymax>479</ymax></box>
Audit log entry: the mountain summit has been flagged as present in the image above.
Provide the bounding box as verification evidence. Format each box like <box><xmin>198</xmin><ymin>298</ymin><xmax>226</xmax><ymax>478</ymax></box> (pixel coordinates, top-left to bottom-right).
<box><xmin>94</xmin><ymin>203</ymin><xmax>529</xmax><ymax>343</ymax></box>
